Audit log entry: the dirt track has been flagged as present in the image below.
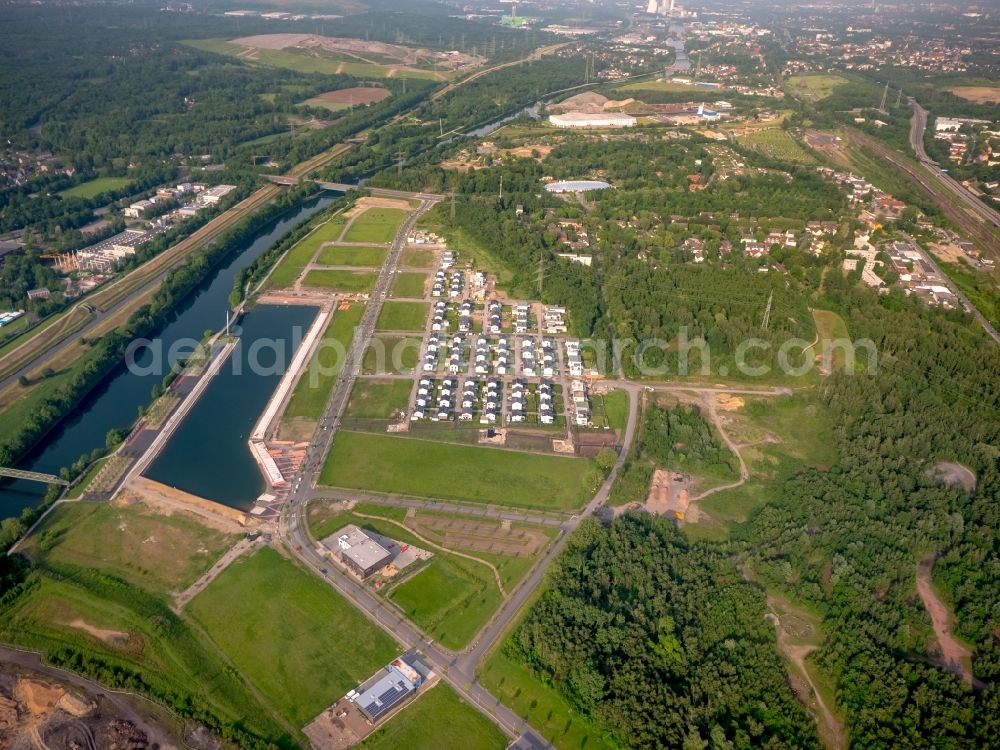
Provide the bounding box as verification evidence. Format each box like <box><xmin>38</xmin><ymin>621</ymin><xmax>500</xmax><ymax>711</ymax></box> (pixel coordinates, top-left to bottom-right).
<box><xmin>916</xmin><ymin>554</ymin><xmax>984</xmax><ymax>688</ymax></box>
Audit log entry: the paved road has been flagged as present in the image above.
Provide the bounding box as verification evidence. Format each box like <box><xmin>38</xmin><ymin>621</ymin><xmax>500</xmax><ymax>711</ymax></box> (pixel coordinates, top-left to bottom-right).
<box><xmin>910</xmin><ymin>102</ymin><xmax>1000</xmax><ymax>230</ymax></box>
<box><xmin>307</xmin><ymin>488</ymin><xmax>567</xmax><ymax>527</ymax></box>
<box><xmin>907</xmin><ymin>233</ymin><xmax>1000</xmax><ymax>344</ymax></box>
<box><xmin>275</xmin><ymin>193</ymin><xmax>559</xmax><ymax>747</ymax></box>
<box><xmin>281</xmin><ymin>384</ymin><xmax>640</xmax><ymax>749</ymax></box>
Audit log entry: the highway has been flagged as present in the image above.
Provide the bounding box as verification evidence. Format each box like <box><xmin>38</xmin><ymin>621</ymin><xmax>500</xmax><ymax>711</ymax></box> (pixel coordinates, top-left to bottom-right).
<box><xmin>0</xmin><ymin>184</ymin><xmax>281</xmax><ymax>392</ymax></box>
<box><xmin>909</xmin><ymin>101</ymin><xmax>1000</xmax><ymax>231</ymax></box>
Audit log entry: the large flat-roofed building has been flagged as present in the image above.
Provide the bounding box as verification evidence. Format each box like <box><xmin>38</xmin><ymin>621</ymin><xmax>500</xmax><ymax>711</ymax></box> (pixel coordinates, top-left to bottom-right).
<box><xmin>549</xmin><ymin>112</ymin><xmax>637</xmax><ymax>129</ymax></box>
<box><xmin>336</xmin><ymin>525</ymin><xmax>392</xmax><ymax>579</ymax></box>
<box><xmin>351</xmin><ymin>657</ymin><xmax>426</xmax><ymax>723</ymax></box>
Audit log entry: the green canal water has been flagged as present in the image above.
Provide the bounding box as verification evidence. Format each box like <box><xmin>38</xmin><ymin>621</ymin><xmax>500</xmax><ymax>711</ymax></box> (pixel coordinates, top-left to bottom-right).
<box><xmin>145</xmin><ymin>303</ymin><xmax>317</xmax><ymax>508</ymax></box>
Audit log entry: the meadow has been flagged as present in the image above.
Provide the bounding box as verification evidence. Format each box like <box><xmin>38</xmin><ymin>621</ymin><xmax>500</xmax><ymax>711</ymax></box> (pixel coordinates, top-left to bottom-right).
<box><xmin>319</xmin><ymin>431</ymin><xmax>595</xmax><ymax>510</ymax></box>
<box><xmin>390</xmin><ymin>272</ymin><xmax>429</xmax><ymax>298</ymax></box>
<box><xmin>784</xmin><ymin>74</ymin><xmax>851</xmax><ymax>101</ymax></box>
<box><xmin>693</xmin><ymin>394</ymin><xmax>837</xmax><ymax>538</ymax></box>
<box><xmin>284</xmin><ymin>303</ymin><xmax>365</xmax><ymax>419</ymax></box>
<box><xmin>268</xmin><ymin>217</ymin><xmax>346</xmax><ymax>289</ymax></box>
<box><xmin>59</xmin><ymin>176</ymin><xmax>132</xmax><ymax>199</ymax></box>
<box><xmin>401</xmin><ymin>247</ymin><xmax>436</xmax><ymax>268</ymax></box>
<box><xmin>345</xmin><ymin>378</ymin><xmax>413</xmax><ymax>419</ymax></box>
<box><xmin>362</xmin><ymin>335</ymin><xmax>421</xmax><ymax>374</ymax></box>
<box><xmin>316</xmin><ymin>244</ymin><xmax>387</xmax><ymax>267</ymax></box>
<box><xmin>302</xmin><ymin>269</ymin><xmax>378</xmax><ymax>292</ymax></box>
<box><xmin>375</xmin><ymin>301</ymin><xmax>429</xmax><ymax>332</ymax></box>
<box><xmin>188</xmin><ymin>547</ymin><xmax>398</xmax><ymax>727</ymax></box>
<box><xmin>344</xmin><ymin>208</ymin><xmax>409</xmax><ymax>244</ymax></box>
<box><xmin>18</xmin><ymin>500</ymin><xmax>238</xmax><ymax>596</ymax></box>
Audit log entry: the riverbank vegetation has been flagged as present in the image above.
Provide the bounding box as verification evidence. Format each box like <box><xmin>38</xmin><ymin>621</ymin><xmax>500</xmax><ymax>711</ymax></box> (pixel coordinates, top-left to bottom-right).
<box><xmin>0</xmin><ymin>184</ymin><xmax>321</xmax><ymax>474</ymax></box>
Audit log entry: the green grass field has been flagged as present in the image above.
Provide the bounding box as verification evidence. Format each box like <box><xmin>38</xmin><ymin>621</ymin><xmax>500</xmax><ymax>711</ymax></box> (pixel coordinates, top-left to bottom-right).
<box><xmin>306</xmin><ymin>503</ymin><xmax>532</xmax><ymax>649</ymax></box>
<box><xmin>188</xmin><ymin>547</ymin><xmax>397</xmax><ymax>728</ymax></box>
<box><xmin>390</xmin><ymin>557</ymin><xmax>500</xmax><ymax>649</ymax></box>
<box><xmin>181</xmin><ymin>38</ymin><xmax>444</xmax><ymax>80</ymax></box>
<box><xmin>345</xmin><ymin>379</ymin><xmax>413</xmax><ymax>419</ymax></box>
<box><xmin>589</xmin><ymin>389</ymin><xmax>628</xmax><ymax>431</ymax></box>
<box><xmin>376</xmin><ymin>301</ymin><xmax>429</xmax><ymax>332</ymax></box>
<box><xmin>302</xmin><ymin>269</ymin><xmax>378</xmax><ymax>292</ymax></box>
<box><xmin>181</xmin><ymin>38</ymin><xmax>245</xmax><ymax>56</ymax></box>
<box><xmin>344</xmin><ymin>208</ymin><xmax>409</xmax><ymax>244</ymax></box>
<box><xmin>697</xmin><ymin>395</ymin><xmax>837</xmax><ymax>533</ymax></box>
<box><xmin>319</xmin><ymin>431</ymin><xmax>595</xmax><ymax>510</ymax></box>
<box><xmin>316</xmin><ymin>244</ymin><xmax>387</xmax><ymax>267</ymax></box>
<box><xmin>810</xmin><ymin>308</ymin><xmax>852</xmax><ymax>371</ymax></box>
<box><xmin>359</xmin><ymin>683</ymin><xmax>506</xmax><ymax>750</ymax></box>
<box><xmin>363</xmin><ymin>336</ymin><xmax>421</xmax><ymax>374</ymax></box>
<box><xmin>479</xmin><ymin>650</ymin><xmax>616</xmax><ymax>750</ymax></box>
<box><xmin>785</xmin><ymin>74</ymin><xmax>851</xmax><ymax>101</ymax></box>
<box><xmin>0</xmin><ymin>570</ymin><xmax>290</xmax><ymax>743</ymax></box>
<box><xmin>738</xmin><ymin>128</ymin><xmax>815</xmax><ymax>164</ymax></box>
<box><xmin>268</xmin><ymin>217</ymin><xmax>346</xmax><ymax>289</ymax></box>
<box><xmin>390</xmin><ymin>272</ymin><xmax>429</xmax><ymax>298</ymax></box>
<box><xmin>59</xmin><ymin>176</ymin><xmax>132</xmax><ymax>199</ymax></box>
<box><xmin>401</xmin><ymin>247</ymin><xmax>436</xmax><ymax>268</ymax></box>
<box><xmin>285</xmin><ymin>304</ymin><xmax>365</xmax><ymax>419</ymax></box>
<box><xmin>18</xmin><ymin>501</ymin><xmax>238</xmax><ymax>597</ymax></box>
<box><xmin>301</xmin><ymin>98</ymin><xmax>351</xmax><ymax>112</ymax></box>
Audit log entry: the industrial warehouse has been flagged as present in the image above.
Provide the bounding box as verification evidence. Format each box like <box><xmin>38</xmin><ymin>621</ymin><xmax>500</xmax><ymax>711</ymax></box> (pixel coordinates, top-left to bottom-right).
<box><xmin>548</xmin><ymin>111</ymin><xmax>637</xmax><ymax>128</ymax></box>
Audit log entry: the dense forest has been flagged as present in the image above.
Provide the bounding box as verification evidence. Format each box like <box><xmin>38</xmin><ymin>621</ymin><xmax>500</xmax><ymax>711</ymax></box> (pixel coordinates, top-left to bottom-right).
<box><xmin>738</xmin><ymin>272</ymin><xmax>1000</xmax><ymax>747</ymax></box>
<box><xmin>605</xmin><ymin>260</ymin><xmax>815</xmax><ymax>377</ymax></box>
<box><xmin>510</xmin><ymin>514</ymin><xmax>821</xmax><ymax>749</ymax></box>
<box><xmin>644</xmin><ymin>403</ymin><xmax>738</xmax><ymax>478</ymax></box>
<box><xmin>324</xmin><ymin>56</ymin><xmax>591</xmax><ymax>184</ymax></box>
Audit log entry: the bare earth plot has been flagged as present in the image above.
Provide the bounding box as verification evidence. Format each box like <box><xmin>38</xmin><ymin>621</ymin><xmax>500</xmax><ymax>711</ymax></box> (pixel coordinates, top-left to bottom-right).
<box><xmin>303</xmin><ymin>86</ymin><xmax>391</xmax><ymax>111</ymax></box>
<box><xmin>916</xmin><ymin>554</ymin><xmax>984</xmax><ymax>689</ymax></box>
<box><xmin>946</xmin><ymin>86</ymin><xmax>1000</xmax><ymax>103</ymax></box>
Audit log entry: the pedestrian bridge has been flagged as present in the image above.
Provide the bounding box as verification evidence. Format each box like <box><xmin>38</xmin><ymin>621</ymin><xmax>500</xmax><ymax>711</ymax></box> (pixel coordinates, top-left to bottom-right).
<box><xmin>0</xmin><ymin>467</ymin><xmax>69</xmax><ymax>486</ymax></box>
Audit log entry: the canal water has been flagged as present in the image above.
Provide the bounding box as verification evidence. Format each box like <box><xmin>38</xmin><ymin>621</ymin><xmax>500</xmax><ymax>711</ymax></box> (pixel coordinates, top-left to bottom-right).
<box><xmin>0</xmin><ymin>194</ymin><xmax>338</xmax><ymax>517</ymax></box>
<box><xmin>145</xmin><ymin>303</ymin><xmax>316</xmax><ymax>508</ymax></box>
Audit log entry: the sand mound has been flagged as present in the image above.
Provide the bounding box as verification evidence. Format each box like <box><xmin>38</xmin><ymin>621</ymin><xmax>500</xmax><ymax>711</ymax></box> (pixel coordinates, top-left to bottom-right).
<box><xmin>552</xmin><ymin>91</ymin><xmax>608</xmax><ymax>113</ymax></box>
<box><xmin>14</xmin><ymin>679</ymin><xmax>64</xmax><ymax>715</ymax></box>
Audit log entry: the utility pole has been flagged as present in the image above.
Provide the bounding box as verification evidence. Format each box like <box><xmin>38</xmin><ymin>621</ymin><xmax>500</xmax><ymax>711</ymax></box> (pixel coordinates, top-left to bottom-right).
<box><xmin>395</xmin><ymin>151</ymin><xmax>405</xmax><ymax>175</ymax></box>
<box><xmin>536</xmin><ymin>255</ymin><xmax>545</xmax><ymax>296</ymax></box>
<box><xmin>895</xmin><ymin>88</ymin><xmax>902</xmax><ymax>108</ymax></box>
<box><xmin>499</xmin><ymin>174</ymin><xmax>503</xmax><ymax>201</ymax></box>
<box><xmin>879</xmin><ymin>82</ymin><xmax>889</xmax><ymax>112</ymax></box>
<box><xmin>762</xmin><ymin>290</ymin><xmax>773</xmax><ymax>331</ymax></box>
<box><xmin>450</xmin><ymin>187</ymin><xmax>456</xmax><ymax>222</ymax></box>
